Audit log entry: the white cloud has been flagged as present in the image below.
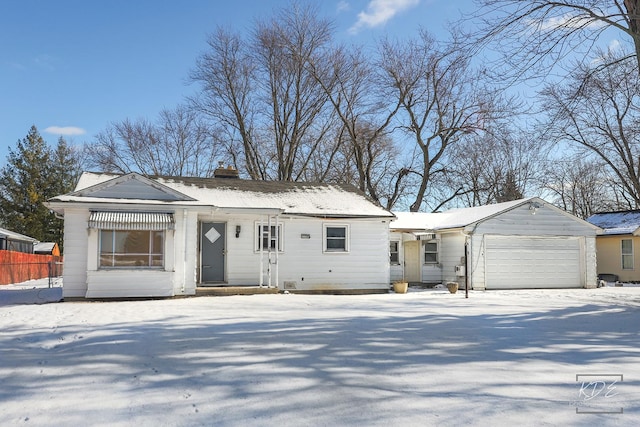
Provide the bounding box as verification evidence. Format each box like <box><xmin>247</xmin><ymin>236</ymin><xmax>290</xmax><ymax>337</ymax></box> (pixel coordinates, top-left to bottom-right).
<box><xmin>44</xmin><ymin>126</ymin><xmax>86</xmax><ymax>136</ymax></box>
<box><xmin>337</xmin><ymin>1</ymin><xmax>350</xmax><ymax>13</ymax></box>
<box><xmin>349</xmin><ymin>0</ymin><xmax>420</xmax><ymax>34</ymax></box>
<box><xmin>609</xmin><ymin>39</ymin><xmax>621</xmax><ymax>52</ymax></box>
<box><xmin>535</xmin><ymin>13</ymin><xmax>604</xmax><ymax>31</ymax></box>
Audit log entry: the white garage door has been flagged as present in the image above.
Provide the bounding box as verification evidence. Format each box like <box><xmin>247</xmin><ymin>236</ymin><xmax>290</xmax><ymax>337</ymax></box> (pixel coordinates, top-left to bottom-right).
<box><xmin>485</xmin><ymin>236</ymin><xmax>583</xmax><ymax>289</ymax></box>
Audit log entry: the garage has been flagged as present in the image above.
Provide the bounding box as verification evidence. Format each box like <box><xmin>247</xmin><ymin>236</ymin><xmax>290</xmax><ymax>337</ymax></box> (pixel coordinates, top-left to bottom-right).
<box><xmin>391</xmin><ymin>197</ymin><xmax>600</xmax><ymax>290</ymax></box>
<box><xmin>484</xmin><ymin>236</ymin><xmax>583</xmax><ymax>289</ymax></box>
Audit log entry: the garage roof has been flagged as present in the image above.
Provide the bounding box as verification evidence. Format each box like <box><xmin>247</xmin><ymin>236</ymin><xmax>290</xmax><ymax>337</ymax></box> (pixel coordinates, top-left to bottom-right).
<box><xmin>391</xmin><ymin>198</ymin><xmax>535</xmax><ymax>231</ymax></box>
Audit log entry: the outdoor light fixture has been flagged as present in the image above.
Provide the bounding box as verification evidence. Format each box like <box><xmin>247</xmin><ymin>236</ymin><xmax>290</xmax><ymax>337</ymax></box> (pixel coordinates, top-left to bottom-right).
<box><xmin>235</xmin><ymin>225</ymin><xmax>241</xmax><ymax>238</ymax></box>
<box><xmin>529</xmin><ymin>201</ymin><xmax>542</xmax><ymax>215</ymax></box>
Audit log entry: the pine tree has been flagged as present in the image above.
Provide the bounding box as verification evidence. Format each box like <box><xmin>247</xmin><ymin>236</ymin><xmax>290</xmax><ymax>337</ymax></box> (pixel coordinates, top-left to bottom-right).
<box><xmin>0</xmin><ymin>126</ymin><xmax>79</xmax><ymax>248</ymax></box>
<box><xmin>495</xmin><ymin>170</ymin><xmax>524</xmax><ymax>203</ymax></box>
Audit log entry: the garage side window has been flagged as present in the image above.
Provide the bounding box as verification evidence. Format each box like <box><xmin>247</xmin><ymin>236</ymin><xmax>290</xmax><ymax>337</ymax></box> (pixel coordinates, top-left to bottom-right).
<box><xmin>622</xmin><ymin>239</ymin><xmax>633</xmax><ymax>270</ymax></box>
<box><xmin>390</xmin><ymin>241</ymin><xmax>400</xmax><ymax>264</ymax></box>
<box><xmin>424</xmin><ymin>241</ymin><xmax>438</xmax><ymax>264</ymax></box>
<box><xmin>100</xmin><ymin>230</ymin><xmax>165</xmax><ymax>268</ymax></box>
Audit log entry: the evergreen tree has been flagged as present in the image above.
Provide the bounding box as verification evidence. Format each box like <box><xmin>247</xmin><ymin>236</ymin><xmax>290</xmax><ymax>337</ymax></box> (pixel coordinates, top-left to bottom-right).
<box><xmin>0</xmin><ymin>126</ymin><xmax>79</xmax><ymax>248</ymax></box>
<box><xmin>495</xmin><ymin>170</ymin><xmax>524</xmax><ymax>203</ymax></box>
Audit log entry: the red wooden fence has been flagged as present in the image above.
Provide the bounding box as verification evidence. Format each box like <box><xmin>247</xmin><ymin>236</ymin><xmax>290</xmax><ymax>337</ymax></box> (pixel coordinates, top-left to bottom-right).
<box><xmin>0</xmin><ymin>250</ymin><xmax>63</xmax><ymax>286</ymax></box>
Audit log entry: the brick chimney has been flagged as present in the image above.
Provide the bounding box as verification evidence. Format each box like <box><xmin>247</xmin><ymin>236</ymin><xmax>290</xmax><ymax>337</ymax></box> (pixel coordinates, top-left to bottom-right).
<box><xmin>214</xmin><ymin>162</ymin><xmax>239</xmax><ymax>179</ymax></box>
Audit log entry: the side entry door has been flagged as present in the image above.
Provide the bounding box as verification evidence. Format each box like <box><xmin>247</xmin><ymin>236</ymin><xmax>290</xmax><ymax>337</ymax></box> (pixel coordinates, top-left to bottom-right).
<box><xmin>201</xmin><ymin>222</ymin><xmax>225</xmax><ymax>283</ymax></box>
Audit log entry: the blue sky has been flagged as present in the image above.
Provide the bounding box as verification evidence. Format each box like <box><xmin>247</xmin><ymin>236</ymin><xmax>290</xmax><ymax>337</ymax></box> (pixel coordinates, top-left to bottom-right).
<box><xmin>0</xmin><ymin>0</ymin><xmax>473</xmax><ymax>163</ymax></box>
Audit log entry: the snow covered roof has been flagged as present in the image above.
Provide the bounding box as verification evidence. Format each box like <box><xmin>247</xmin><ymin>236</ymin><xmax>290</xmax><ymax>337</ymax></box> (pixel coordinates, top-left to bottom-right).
<box><xmin>49</xmin><ymin>172</ymin><xmax>394</xmax><ymax>219</ymax></box>
<box><xmin>0</xmin><ymin>227</ymin><xmax>38</xmax><ymax>243</ymax></box>
<box><xmin>586</xmin><ymin>210</ymin><xmax>640</xmax><ymax>235</ymax></box>
<box><xmin>391</xmin><ymin>198</ymin><xmax>535</xmax><ymax>231</ymax></box>
<box><xmin>34</xmin><ymin>242</ymin><xmax>57</xmax><ymax>254</ymax></box>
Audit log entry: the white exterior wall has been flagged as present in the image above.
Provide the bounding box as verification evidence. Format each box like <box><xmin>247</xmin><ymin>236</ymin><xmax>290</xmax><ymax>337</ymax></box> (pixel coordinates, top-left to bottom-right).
<box><xmin>172</xmin><ymin>209</ymin><xmax>198</xmax><ymax>296</ymax></box>
<box><xmin>61</xmin><ymin>209</ymin><xmax>89</xmax><ymax>298</ymax></box>
<box><xmin>439</xmin><ymin>231</ymin><xmax>466</xmax><ymax>284</ymax></box>
<box><xmin>585</xmin><ymin>235</ymin><xmax>597</xmax><ymax>288</ymax></box>
<box><xmin>390</xmin><ymin>232</ymin><xmax>444</xmax><ymax>284</ymax></box>
<box><xmin>86</xmin><ymin>270</ymin><xmax>175</xmax><ymax>298</ymax></box>
<box><xmin>468</xmin><ymin>203</ymin><xmax>598</xmax><ymax>290</ymax></box>
<box><xmin>65</xmin><ymin>205</ymin><xmax>391</xmax><ymax>298</ymax></box>
<box><xmin>84</xmin><ymin>208</ymin><xmax>180</xmax><ymax>298</ymax></box>
<box><xmin>219</xmin><ymin>216</ymin><xmax>391</xmax><ymax>291</ymax></box>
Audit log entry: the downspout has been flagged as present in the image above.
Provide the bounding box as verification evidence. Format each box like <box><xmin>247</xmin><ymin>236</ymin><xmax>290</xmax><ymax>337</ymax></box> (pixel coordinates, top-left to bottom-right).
<box><xmin>259</xmin><ymin>216</ymin><xmax>264</xmax><ymax>288</ymax></box>
<box><xmin>182</xmin><ymin>209</ymin><xmax>187</xmax><ymax>294</ymax></box>
<box><xmin>274</xmin><ymin>213</ymin><xmax>279</xmax><ymax>290</ymax></box>
<box><xmin>267</xmin><ymin>215</ymin><xmax>272</xmax><ymax>288</ymax></box>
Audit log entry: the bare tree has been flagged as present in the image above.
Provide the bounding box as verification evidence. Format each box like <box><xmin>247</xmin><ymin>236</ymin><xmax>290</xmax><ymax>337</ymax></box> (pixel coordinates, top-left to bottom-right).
<box><xmin>254</xmin><ymin>4</ymin><xmax>336</xmax><ymax>181</ymax></box>
<box><xmin>189</xmin><ymin>28</ymin><xmax>263</xmax><ymax>179</ymax></box>
<box><xmin>379</xmin><ymin>30</ymin><xmax>506</xmax><ymax>212</ymax></box>
<box><xmin>471</xmin><ymin>0</ymin><xmax>640</xmax><ymax>81</ymax></box>
<box><xmin>542</xmin><ymin>157</ymin><xmax>619</xmax><ymax>218</ymax></box>
<box><xmin>190</xmin><ymin>4</ymin><xmax>336</xmax><ymax>182</ymax></box>
<box><xmin>307</xmin><ymin>44</ymin><xmax>409</xmax><ymax>208</ymax></box>
<box><xmin>541</xmin><ymin>50</ymin><xmax>640</xmax><ymax>207</ymax></box>
<box><xmin>441</xmin><ymin>127</ymin><xmax>544</xmax><ymax>208</ymax></box>
<box><xmin>87</xmin><ymin>105</ymin><xmax>222</xmax><ymax>177</ymax></box>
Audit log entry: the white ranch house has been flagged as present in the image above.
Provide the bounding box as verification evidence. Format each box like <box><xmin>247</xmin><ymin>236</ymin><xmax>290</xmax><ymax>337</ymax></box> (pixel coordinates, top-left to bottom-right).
<box><xmin>47</xmin><ymin>171</ymin><xmax>394</xmax><ymax>298</ymax></box>
<box><xmin>390</xmin><ymin>198</ymin><xmax>600</xmax><ymax>290</ymax></box>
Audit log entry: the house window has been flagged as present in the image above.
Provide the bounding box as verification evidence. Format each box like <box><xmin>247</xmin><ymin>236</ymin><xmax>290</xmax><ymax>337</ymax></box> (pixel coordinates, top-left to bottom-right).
<box><xmin>324</xmin><ymin>225</ymin><xmax>349</xmax><ymax>252</ymax></box>
<box><xmin>390</xmin><ymin>241</ymin><xmax>400</xmax><ymax>264</ymax></box>
<box><xmin>424</xmin><ymin>241</ymin><xmax>438</xmax><ymax>264</ymax></box>
<box><xmin>622</xmin><ymin>239</ymin><xmax>633</xmax><ymax>270</ymax></box>
<box><xmin>256</xmin><ymin>223</ymin><xmax>283</xmax><ymax>251</ymax></box>
<box><xmin>99</xmin><ymin>230</ymin><xmax>164</xmax><ymax>268</ymax></box>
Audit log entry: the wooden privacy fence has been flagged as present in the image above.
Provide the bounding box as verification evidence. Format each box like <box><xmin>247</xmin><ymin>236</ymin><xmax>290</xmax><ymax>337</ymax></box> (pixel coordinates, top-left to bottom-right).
<box><xmin>0</xmin><ymin>250</ymin><xmax>63</xmax><ymax>286</ymax></box>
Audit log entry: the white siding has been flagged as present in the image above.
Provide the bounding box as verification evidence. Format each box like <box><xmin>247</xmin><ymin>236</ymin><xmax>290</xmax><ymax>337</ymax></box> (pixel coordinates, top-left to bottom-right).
<box><xmin>62</xmin><ymin>209</ymin><xmax>89</xmax><ymax>297</ymax></box>
<box><xmin>439</xmin><ymin>232</ymin><xmax>465</xmax><ymax>284</ymax></box>
<box><xmin>473</xmin><ymin>203</ymin><xmax>596</xmax><ymax>236</ymax></box>
<box><xmin>585</xmin><ymin>236</ymin><xmax>598</xmax><ymax>288</ymax></box>
<box><xmin>83</xmin><ymin>207</ymin><xmax>181</xmax><ymax>298</ymax></box>
<box><xmin>208</xmin><ymin>214</ymin><xmax>390</xmax><ymax>291</ymax></box>
<box><xmin>421</xmin><ymin>263</ymin><xmax>442</xmax><ymax>284</ymax></box>
<box><xmin>469</xmin><ymin>203</ymin><xmax>598</xmax><ymax>290</ymax></box>
<box><xmin>173</xmin><ymin>209</ymin><xmax>198</xmax><ymax>295</ymax></box>
<box><xmin>392</xmin><ymin>233</ymin><xmax>445</xmax><ymax>284</ymax></box>
<box><xmin>192</xmin><ymin>211</ymin><xmax>391</xmax><ymax>291</ymax></box>
<box><xmin>86</xmin><ymin>270</ymin><xmax>174</xmax><ymax>298</ymax></box>
<box><xmin>89</xmin><ymin>179</ymin><xmax>183</xmax><ymax>201</ymax></box>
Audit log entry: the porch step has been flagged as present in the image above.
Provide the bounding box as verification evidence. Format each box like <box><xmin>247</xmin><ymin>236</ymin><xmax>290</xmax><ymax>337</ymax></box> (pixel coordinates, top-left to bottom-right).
<box><xmin>195</xmin><ymin>286</ymin><xmax>280</xmax><ymax>296</ymax></box>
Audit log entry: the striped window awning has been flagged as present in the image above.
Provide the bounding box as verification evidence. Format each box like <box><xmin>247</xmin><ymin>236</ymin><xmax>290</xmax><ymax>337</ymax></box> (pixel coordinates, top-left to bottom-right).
<box><xmin>88</xmin><ymin>211</ymin><xmax>175</xmax><ymax>230</ymax></box>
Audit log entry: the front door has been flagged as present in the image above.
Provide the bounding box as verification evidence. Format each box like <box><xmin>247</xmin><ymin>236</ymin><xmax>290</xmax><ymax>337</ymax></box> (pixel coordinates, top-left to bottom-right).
<box><xmin>404</xmin><ymin>240</ymin><xmax>421</xmax><ymax>283</ymax></box>
<box><xmin>201</xmin><ymin>222</ymin><xmax>225</xmax><ymax>283</ymax></box>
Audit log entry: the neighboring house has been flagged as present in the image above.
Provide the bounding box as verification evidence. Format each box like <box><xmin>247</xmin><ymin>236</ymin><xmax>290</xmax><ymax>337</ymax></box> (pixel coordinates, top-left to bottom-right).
<box><xmin>33</xmin><ymin>242</ymin><xmax>63</xmax><ymax>278</ymax></box>
<box><xmin>586</xmin><ymin>210</ymin><xmax>640</xmax><ymax>282</ymax></box>
<box><xmin>0</xmin><ymin>227</ymin><xmax>38</xmax><ymax>253</ymax></box>
<box><xmin>46</xmin><ymin>169</ymin><xmax>395</xmax><ymax>298</ymax></box>
<box><xmin>390</xmin><ymin>197</ymin><xmax>600</xmax><ymax>290</ymax></box>
<box><xmin>34</xmin><ymin>242</ymin><xmax>60</xmax><ymax>256</ymax></box>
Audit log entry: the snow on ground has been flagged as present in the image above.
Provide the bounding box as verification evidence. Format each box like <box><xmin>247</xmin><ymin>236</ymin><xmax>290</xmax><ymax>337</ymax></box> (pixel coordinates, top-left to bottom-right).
<box><xmin>1</xmin><ymin>285</ymin><xmax>639</xmax><ymax>426</ymax></box>
<box><xmin>0</xmin><ymin>278</ymin><xmax>62</xmax><ymax>306</ymax></box>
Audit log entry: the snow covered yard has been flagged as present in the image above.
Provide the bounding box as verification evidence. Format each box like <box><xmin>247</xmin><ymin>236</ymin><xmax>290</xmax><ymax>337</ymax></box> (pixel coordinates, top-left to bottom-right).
<box><xmin>1</xmin><ymin>287</ymin><xmax>639</xmax><ymax>426</ymax></box>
